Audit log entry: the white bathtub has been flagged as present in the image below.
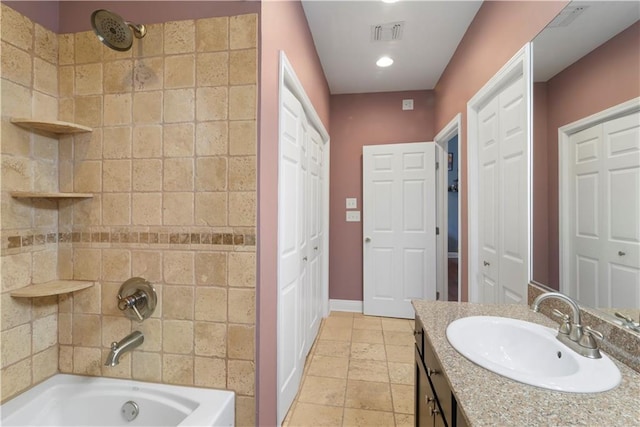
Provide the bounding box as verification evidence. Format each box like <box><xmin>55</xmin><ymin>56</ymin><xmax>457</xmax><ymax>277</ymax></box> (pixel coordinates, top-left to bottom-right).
<box><xmin>1</xmin><ymin>374</ymin><xmax>235</xmax><ymax>427</ymax></box>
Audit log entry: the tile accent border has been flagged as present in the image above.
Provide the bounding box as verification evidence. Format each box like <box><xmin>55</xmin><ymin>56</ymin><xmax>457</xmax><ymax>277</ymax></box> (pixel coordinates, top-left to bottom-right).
<box><xmin>3</xmin><ymin>229</ymin><xmax>256</xmax><ymax>250</ymax></box>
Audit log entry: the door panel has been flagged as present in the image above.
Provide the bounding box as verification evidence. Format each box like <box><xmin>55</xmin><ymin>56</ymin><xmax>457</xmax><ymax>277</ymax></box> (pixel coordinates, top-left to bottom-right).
<box><xmin>567</xmin><ymin>111</ymin><xmax>640</xmax><ymax>309</ymax></box>
<box><xmin>363</xmin><ymin>142</ymin><xmax>436</xmax><ymax>318</ymax></box>
<box><xmin>479</xmin><ymin>97</ymin><xmax>499</xmax><ymax>304</ymax></box>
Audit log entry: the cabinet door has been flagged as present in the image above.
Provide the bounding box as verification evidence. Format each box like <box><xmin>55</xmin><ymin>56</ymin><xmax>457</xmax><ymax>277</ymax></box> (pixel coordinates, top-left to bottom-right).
<box><xmin>416</xmin><ymin>349</ymin><xmax>434</xmax><ymax>427</ymax></box>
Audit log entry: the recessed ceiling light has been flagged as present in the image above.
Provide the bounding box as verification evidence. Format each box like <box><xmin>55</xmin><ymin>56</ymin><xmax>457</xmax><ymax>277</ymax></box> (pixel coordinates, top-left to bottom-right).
<box><xmin>382</xmin><ymin>0</ymin><xmax>399</xmax><ymax>3</ymax></box>
<box><xmin>376</xmin><ymin>56</ymin><xmax>394</xmax><ymax>67</ymax></box>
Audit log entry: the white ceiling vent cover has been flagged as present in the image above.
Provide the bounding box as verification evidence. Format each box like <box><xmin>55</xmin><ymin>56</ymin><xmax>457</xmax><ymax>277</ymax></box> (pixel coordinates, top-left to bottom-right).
<box><xmin>546</xmin><ymin>5</ymin><xmax>589</xmax><ymax>28</ymax></box>
<box><xmin>371</xmin><ymin>21</ymin><xmax>404</xmax><ymax>42</ymax></box>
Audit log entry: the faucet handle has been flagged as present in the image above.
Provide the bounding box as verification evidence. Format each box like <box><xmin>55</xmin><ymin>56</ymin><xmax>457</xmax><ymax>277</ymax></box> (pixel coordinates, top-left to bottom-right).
<box><xmin>552</xmin><ymin>309</ymin><xmax>571</xmax><ymax>335</ymax></box>
<box><xmin>579</xmin><ymin>326</ymin><xmax>603</xmax><ymax>349</ymax></box>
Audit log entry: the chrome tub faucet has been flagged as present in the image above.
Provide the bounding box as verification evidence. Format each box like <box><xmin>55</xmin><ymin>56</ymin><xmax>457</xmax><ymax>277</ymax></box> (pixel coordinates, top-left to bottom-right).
<box><xmin>105</xmin><ymin>331</ymin><xmax>144</xmax><ymax>367</ymax></box>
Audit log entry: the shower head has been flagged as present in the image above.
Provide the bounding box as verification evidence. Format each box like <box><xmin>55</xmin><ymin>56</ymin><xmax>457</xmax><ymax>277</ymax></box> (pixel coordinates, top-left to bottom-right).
<box><xmin>90</xmin><ymin>9</ymin><xmax>146</xmax><ymax>52</ymax></box>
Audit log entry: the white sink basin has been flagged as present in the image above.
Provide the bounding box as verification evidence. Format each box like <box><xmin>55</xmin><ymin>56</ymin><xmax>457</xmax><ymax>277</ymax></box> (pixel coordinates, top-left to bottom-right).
<box><xmin>446</xmin><ymin>316</ymin><xmax>621</xmax><ymax>393</ymax></box>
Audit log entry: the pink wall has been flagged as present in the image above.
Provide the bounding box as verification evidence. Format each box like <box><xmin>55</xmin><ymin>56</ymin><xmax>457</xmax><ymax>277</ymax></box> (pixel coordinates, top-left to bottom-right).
<box><xmin>257</xmin><ymin>1</ymin><xmax>330</xmax><ymax>425</ymax></box>
<box><xmin>329</xmin><ymin>90</ymin><xmax>435</xmax><ymax>301</ymax></box>
<box><xmin>1</xmin><ymin>1</ymin><xmax>259</xmax><ymax>33</ymax></box>
<box><xmin>540</xmin><ymin>21</ymin><xmax>640</xmax><ymax>289</ymax></box>
<box><xmin>433</xmin><ymin>0</ymin><xmax>568</xmax><ymax>301</ymax></box>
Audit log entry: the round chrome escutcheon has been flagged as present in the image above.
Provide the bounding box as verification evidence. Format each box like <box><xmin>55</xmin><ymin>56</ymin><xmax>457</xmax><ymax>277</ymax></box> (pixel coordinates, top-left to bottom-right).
<box><xmin>121</xmin><ymin>400</ymin><xmax>139</xmax><ymax>422</ymax></box>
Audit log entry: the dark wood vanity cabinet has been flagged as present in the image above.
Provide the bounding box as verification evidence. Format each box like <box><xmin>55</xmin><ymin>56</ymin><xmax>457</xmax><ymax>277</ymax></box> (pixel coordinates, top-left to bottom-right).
<box><xmin>415</xmin><ymin>317</ymin><xmax>468</xmax><ymax>427</ymax></box>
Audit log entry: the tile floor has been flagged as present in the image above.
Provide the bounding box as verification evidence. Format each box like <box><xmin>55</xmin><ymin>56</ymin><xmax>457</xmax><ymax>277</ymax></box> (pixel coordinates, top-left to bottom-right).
<box><xmin>282</xmin><ymin>311</ymin><xmax>415</xmax><ymax>427</ymax></box>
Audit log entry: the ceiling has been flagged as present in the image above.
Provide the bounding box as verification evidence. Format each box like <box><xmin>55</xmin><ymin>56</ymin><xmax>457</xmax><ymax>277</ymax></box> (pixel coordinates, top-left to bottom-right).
<box><xmin>301</xmin><ymin>0</ymin><xmax>483</xmax><ymax>95</ymax></box>
<box><xmin>533</xmin><ymin>1</ymin><xmax>640</xmax><ymax>82</ymax></box>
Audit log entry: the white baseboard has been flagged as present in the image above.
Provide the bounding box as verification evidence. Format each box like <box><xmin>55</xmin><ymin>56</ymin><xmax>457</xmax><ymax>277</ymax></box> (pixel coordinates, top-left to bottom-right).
<box><xmin>329</xmin><ymin>299</ymin><xmax>363</xmax><ymax>313</ymax></box>
<box><xmin>448</xmin><ymin>252</ymin><xmax>459</xmax><ymax>259</ymax></box>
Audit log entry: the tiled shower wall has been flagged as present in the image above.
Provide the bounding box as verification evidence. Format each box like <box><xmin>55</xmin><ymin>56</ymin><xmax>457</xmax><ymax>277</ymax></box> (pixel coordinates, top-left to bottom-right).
<box><xmin>1</xmin><ymin>4</ymin><xmax>61</xmax><ymax>402</ymax></box>
<box><xmin>1</xmin><ymin>6</ymin><xmax>257</xmax><ymax>425</ymax></box>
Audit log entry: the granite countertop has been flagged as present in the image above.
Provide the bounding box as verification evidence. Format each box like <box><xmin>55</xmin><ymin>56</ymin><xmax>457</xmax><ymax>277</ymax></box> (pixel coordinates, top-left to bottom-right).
<box><xmin>412</xmin><ymin>300</ymin><xmax>640</xmax><ymax>426</ymax></box>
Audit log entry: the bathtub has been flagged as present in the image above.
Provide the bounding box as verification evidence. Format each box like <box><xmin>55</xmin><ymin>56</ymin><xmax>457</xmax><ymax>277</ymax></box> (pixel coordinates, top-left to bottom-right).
<box><xmin>1</xmin><ymin>374</ymin><xmax>235</xmax><ymax>427</ymax></box>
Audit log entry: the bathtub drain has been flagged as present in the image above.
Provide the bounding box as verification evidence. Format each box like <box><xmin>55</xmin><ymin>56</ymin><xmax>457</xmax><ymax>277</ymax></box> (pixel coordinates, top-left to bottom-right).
<box><xmin>121</xmin><ymin>401</ymin><xmax>139</xmax><ymax>422</ymax></box>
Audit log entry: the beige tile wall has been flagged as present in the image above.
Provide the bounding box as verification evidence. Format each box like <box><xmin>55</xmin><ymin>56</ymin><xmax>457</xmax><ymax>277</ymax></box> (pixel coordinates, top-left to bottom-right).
<box><xmin>56</xmin><ymin>14</ymin><xmax>257</xmax><ymax>426</ymax></box>
<box><xmin>1</xmin><ymin>6</ymin><xmax>257</xmax><ymax>425</ymax></box>
<box><xmin>0</xmin><ymin>4</ymin><xmax>61</xmax><ymax>402</ymax></box>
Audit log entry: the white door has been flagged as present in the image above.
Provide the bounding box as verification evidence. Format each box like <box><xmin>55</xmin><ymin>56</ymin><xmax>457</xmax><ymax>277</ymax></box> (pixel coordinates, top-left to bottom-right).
<box><xmin>278</xmin><ymin>86</ymin><xmax>305</xmax><ymax>418</ymax></box>
<box><xmin>478</xmin><ymin>97</ymin><xmax>500</xmax><ymax>303</ymax></box>
<box><xmin>568</xmin><ymin>112</ymin><xmax>640</xmax><ymax>308</ymax></box>
<box><xmin>477</xmin><ymin>75</ymin><xmax>528</xmax><ymax>304</ymax></box>
<box><xmin>363</xmin><ymin>142</ymin><xmax>437</xmax><ymax>318</ymax></box>
<box><xmin>306</xmin><ymin>125</ymin><xmax>323</xmax><ymax>354</ymax></box>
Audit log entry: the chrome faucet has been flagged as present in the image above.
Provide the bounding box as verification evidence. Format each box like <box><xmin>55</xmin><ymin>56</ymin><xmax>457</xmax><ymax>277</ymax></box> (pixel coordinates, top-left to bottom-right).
<box><xmin>105</xmin><ymin>331</ymin><xmax>144</xmax><ymax>367</ymax></box>
<box><xmin>531</xmin><ymin>292</ymin><xmax>603</xmax><ymax>359</ymax></box>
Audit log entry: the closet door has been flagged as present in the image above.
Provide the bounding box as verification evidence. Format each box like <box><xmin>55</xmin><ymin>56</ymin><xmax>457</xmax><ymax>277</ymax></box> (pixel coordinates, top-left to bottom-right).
<box><xmin>569</xmin><ymin>112</ymin><xmax>640</xmax><ymax>308</ymax></box>
<box><xmin>477</xmin><ymin>75</ymin><xmax>528</xmax><ymax>304</ymax></box>
<box><xmin>278</xmin><ymin>86</ymin><xmax>305</xmax><ymax>417</ymax></box>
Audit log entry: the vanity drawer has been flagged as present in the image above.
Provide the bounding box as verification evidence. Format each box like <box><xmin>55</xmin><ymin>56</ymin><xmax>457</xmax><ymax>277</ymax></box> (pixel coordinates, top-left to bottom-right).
<box><xmin>424</xmin><ymin>336</ymin><xmax>452</xmax><ymax>426</ymax></box>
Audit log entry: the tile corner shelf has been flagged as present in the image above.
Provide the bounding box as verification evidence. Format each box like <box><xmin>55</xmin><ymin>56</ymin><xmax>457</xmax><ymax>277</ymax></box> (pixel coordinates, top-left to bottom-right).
<box><xmin>10</xmin><ymin>280</ymin><xmax>94</xmax><ymax>298</ymax></box>
<box><xmin>10</xmin><ymin>192</ymin><xmax>93</xmax><ymax>199</ymax></box>
<box><xmin>10</xmin><ymin>118</ymin><xmax>93</xmax><ymax>135</ymax></box>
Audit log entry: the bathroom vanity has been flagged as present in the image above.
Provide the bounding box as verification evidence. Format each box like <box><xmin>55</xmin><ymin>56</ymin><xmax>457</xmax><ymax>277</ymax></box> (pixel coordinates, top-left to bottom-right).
<box><xmin>413</xmin><ymin>300</ymin><xmax>640</xmax><ymax>426</ymax></box>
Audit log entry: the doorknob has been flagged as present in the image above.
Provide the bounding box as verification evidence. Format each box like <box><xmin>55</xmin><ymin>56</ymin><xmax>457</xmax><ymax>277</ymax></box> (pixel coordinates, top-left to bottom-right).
<box><xmin>303</xmin><ymin>256</ymin><xmax>308</xmax><ymax>261</ymax></box>
<box><xmin>618</xmin><ymin>251</ymin><xmax>626</xmax><ymax>256</ymax></box>
<box><xmin>483</xmin><ymin>261</ymin><xmax>490</xmax><ymax>266</ymax></box>
<box><xmin>365</xmin><ymin>237</ymin><xmax>371</xmax><ymax>242</ymax></box>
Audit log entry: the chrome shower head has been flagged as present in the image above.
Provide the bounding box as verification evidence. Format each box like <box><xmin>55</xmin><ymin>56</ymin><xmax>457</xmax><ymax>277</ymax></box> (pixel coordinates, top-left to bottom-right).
<box><xmin>90</xmin><ymin>9</ymin><xmax>146</xmax><ymax>52</ymax></box>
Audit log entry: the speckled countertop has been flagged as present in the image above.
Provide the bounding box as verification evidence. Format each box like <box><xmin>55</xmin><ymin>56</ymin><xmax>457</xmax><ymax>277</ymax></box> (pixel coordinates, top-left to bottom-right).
<box><xmin>412</xmin><ymin>300</ymin><xmax>640</xmax><ymax>426</ymax></box>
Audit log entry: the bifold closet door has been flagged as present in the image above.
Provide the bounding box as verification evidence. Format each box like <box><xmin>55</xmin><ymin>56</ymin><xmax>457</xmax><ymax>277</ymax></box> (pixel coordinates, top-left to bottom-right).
<box><xmin>568</xmin><ymin>111</ymin><xmax>640</xmax><ymax>308</ymax></box>
<box><xmin>278</xmin><ymin>85</ymin><xmax>325</xmax><ymax>420</ymax></box>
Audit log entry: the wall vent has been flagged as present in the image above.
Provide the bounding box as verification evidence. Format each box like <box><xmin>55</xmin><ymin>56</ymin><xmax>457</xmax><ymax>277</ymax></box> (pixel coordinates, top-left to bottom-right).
<box><xmin>371</xmin><ymin>21</ymin><xmax>404</xmax><ymax>42</ymax></box>
<box><xmin>546</xmin><ymin>5</ymin><xmax>589</xmax><ymax>28</ymax></box>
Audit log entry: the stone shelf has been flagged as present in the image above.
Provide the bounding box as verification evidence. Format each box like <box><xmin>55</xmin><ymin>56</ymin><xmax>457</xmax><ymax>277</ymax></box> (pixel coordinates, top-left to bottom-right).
<box><xmin>10</xmin><ymin>280</ymin><xmax>94</xmax><ymax>298</ymax></box>
<box><xmin>11</xmin><ymin>118</ymin><xmax>92</xmax><ymax>134</ymax></box>
<box><xmin>10</xmin><ymin>192</ymin><xmax>93</xmax><ymax>199</ymax></box>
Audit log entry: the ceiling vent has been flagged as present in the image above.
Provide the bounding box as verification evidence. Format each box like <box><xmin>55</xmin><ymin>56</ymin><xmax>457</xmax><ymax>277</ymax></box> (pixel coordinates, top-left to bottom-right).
<box><xmin>371</xmin><ymin>21</ymin><xmax>404</xmax><ymax>42</ymax></box>
<box><xmin>546</xmin><ymin>5</ymin><xmax>589</xmax><ymax>28</ymax></box>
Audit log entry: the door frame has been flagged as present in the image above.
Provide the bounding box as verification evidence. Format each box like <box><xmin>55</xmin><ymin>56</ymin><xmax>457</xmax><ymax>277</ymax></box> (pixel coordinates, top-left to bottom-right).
<box><xmin>434</xmin><ymin>113</ymin><xmax>462</xmax><ymax>301</ymax></box>
<box><xmin>558</xmin><ymin>97</ymin><xmax>640</xmax><ymax>296</ymax></box>
<box><xmin>467</xmin><ymin>44</ymin><xmax>532</xmax><ymax>303</ymax></box>
<box><xmin>277</xmin><ymin>51</ymin><xmax>330</xmax><ymax>425</ymax></box>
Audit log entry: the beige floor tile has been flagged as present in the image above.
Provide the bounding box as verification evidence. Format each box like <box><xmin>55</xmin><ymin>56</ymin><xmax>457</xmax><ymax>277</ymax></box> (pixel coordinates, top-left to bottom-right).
<box><xmin>394</xmin><ymin>413</ymin><xmax>414</xmax><ymax>427</ymax></box>
<box><xmin>324</xmin><ymin>316</ymin><xmax>354</xmax><ymax>330</ymax></box>
<box><xmin>391</xmin><ymin>384</ymin><xmax>414</xmax><ymax>414</ymax></box>
<box><xmin>381</xmin><ymin>318</ymin><xmax>413</xmax><ymax>332</ymax></box>
<box><xmin>298</xmin><ymin>375</ymin><xmax>347</xmax><ymax>407</ymax></box>
<box><xmin>320</xmin><ymin>325</ymin><xmax>353</xmax><ymax>342</ymax></box>
<box><xmin>385</xmin><ymin>345</ymin><xmax>413</xmax><ymax>364</ymax></box>
<box><xmin>344</xmin><ymin>380</ymin><xmax>393</xmax><ymax>411</ymax></box>
<box><xmin>351</xmin><ymin>342</ymin><xmax>387</xmax><ymax>361</ymax></box>
<box><xmin>288</xmin><ymin>402</ymin><xmax>344</xmax><ymax>427</ymax></box>
<box><xmin>329</xmin><ymin>311</ymin><xmax>355</xmax><ymax>318</ymax></box>
<box><xmin>388</xmin><ymin>362</ymin><xmax>414</xmax><ymax>385</ymax></box>
<box><xmin>315</xmin><ymin>340</ymin><xmax>352</xmax><ymax>358</ymax></box>
<box><xmin>348</xmin><ymin>359</ymin><xmax>389</xmax><ymax>382</ymax></box>
<box><xmin>342</xmin><ymin>408</ymin><xmax>395</xmax><ymax>426</ymax></box>
<box><xmin>383</xmin><ymin>330</ymin><xmax>414</xmax><ymax>346</ymax></box>
<box><xmin>351</xmin><ymin>328</ymin><xmax>384</xmax><ymax>344</ymax></box>
<box><xmin>308</xmin><ymin>355</ymin><xmax>349</xmax><ymax>379</ymax></box>
<box><xmin>353</xmin><ymin>317</ymin><xmax>382</xmax><ymax>330</ymax></box>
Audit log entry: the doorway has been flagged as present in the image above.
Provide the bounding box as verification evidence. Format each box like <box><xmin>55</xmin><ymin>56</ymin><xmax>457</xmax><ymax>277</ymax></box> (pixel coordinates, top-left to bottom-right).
<box><xmin>435</xmin><ymin>114</ymin><xmax>462</xmax><ymax>302</ymax></box>
<box><xmin>447</xmin><ymin>135</ymin><xmax>459</xmax><ymax>301</ymax></box>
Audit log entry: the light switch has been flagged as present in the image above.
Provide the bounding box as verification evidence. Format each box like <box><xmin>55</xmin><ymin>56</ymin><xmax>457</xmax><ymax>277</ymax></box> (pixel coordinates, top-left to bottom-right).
<box><xmin>346</xmin><ymin>198</ymin><xmax>357</xmax><ymax>209</ymax></box>
<box><xmin>402</xmin><ymin>99</ymin><xmax>414</xmax><ymax>110</ymax></box>
<box><xmin>346</xmin><ymin>211</ymin><xmax>361</xmax><ymax>222</ymax></box>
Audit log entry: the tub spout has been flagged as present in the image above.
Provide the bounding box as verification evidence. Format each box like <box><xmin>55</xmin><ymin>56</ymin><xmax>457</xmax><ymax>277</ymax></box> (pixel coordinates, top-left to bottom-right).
<box><xmin>105</xmin><ymin>331</ymin><xmax>144</xmax><ymax>367</ymax></box>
